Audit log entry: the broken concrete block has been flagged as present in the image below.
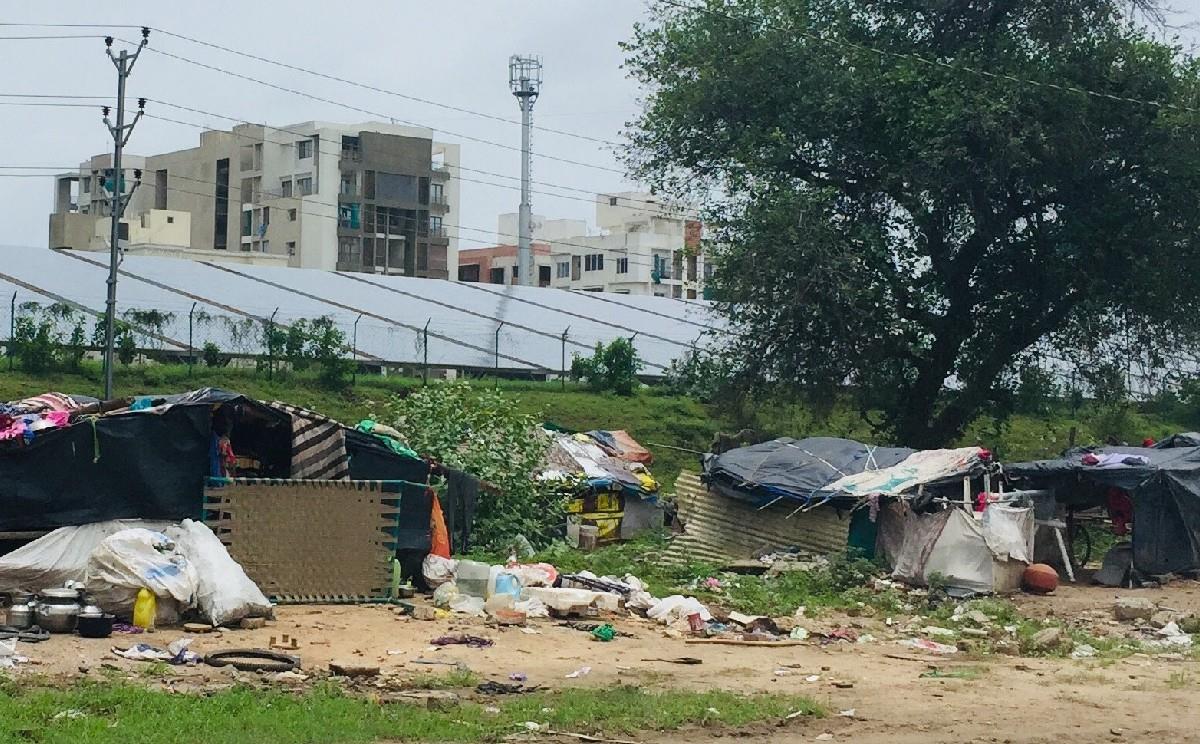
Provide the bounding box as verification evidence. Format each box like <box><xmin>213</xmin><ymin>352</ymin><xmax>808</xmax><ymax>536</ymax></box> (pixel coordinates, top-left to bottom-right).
<box><xmin>329</xmin><ymin>662</ymin><xmax>381</xmax><ymax>678</ymax></box>
<box><xmin>1113</xmin><ymin>597</ymin><xmax>1156</xmax><ymax>622</ymax></box>
<box><xmin>239</xmin><ymin>617</ymin><xmax>267</xmax><ymax>630</ymax></box>
<box><xmin>1029</xmin><ymin>626</ymin><xmax>1066</xmax><ymax>651</ymax></box>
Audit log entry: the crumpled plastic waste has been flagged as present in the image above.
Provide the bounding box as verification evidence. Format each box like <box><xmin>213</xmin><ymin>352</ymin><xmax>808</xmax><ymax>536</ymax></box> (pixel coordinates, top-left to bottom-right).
<box><xmin>590</xmin><ymin>624</ymin><xmax>616</xmax><ymax>642</ymax></box>
<box><xmin>0</xmin><ymin>638</ymin><xmax>28</xmax><ymax>668</ymax></box>
<box><xmin>450</xmin><ymin>594</ymin><xmax>486</xmax><ymax>617</ymax></box>
<box><xmin>565</xmin><ymin>665</ymin><xmax>591</xmax><ymax>678</ymax></box>
<box><xmin>1154</xmin><ymin>621</ymin><xmax>1194</xmax><ymax>648</ymax></box>
<box><xmin>897</xmin><ymin>638</ymin><xmax>958</xmax><ymax>655</ymax></box>
<box><xmin>430</xmin><ymin>634</ymin><xmax>494</xmax><ymax>648</ymax></box>
<box><xmin>112</xmin><ymin>638</ymin><xmax>201</xmax><ymax>664</ymax></box>
<box><xmin>432</xmin><ymin>581</ymin><xmax>460</xmax><ymax>609</ymax></box>
<box><xmin>646</xmin><ymin>595</ymin><xmax>712</xmax><ymax>625</ymax></box>
<box><xmin>423</xmin><ymin>555</ymin><xmax>458</xmax><ymax>589</ymax></box>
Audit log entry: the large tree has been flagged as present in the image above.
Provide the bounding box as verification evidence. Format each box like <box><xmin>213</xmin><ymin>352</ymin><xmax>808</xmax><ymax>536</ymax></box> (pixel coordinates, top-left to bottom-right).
<box><xmin>625</xmin><ymin>0</ymin><xmax>1200</xmax><ymax>447</ymax></box>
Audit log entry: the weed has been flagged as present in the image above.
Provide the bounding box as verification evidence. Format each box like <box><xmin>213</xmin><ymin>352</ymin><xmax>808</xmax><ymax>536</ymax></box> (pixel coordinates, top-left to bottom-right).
<box><xmin>403</xmin><ymin>667</ymin><xmax>480</xmax><ymax>690</ymax></box>
<box><xmin>1167</xmin><ymin>671</ymin><xmax>1194</xmax><ymax>689</ymax></box>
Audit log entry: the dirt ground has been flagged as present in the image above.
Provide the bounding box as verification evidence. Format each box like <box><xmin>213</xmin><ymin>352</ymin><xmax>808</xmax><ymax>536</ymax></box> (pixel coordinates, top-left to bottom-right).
<box><xmin>9</xmin><ymin>579</ymin><xmax>1200</xmax><ymax>744</ymax></box>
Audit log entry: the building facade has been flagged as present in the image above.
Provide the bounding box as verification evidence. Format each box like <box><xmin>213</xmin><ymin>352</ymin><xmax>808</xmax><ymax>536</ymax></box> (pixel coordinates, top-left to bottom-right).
<box><xmin>49</xmin><ymin>121</ymin><xmax>461</xmax><ymax>279</ymax></box>
<box><xmin>459</xmin><ymin>193</ymin><xmax>708</xmax><ymax>298</ymax></box>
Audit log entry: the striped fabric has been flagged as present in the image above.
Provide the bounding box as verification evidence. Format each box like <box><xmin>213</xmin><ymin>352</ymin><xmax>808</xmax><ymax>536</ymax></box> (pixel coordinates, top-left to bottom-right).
<box><xmin>266</xmin><ymin>402</ymin><xmax>350</xmax><ymax>481</ymax></box>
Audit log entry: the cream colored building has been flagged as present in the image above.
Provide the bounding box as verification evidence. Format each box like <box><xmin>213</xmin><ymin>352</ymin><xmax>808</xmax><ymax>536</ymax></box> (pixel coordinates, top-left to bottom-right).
<box><xmin>49</xmin><ymin>121</ymin><xmax>461</xmax><ymax>279</ymax></box>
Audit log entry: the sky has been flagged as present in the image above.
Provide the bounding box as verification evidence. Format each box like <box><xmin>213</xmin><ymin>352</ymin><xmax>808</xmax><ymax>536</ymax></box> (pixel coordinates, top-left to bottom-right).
<box><xmin>0</xmin><ymin>0</ymin><xmax>651</xmax><ymax>250</ymax></box>
<box><xmin>3</xmin><ymin>0</ymin><xmax>1200</xmax><ymax>252</ymax></box>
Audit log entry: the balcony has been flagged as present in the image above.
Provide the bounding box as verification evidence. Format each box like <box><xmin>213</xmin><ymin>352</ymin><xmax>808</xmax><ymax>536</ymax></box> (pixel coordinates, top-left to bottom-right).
<box><xmin>428</xmin><ymin>225</ymin><xmax>449</xmax><ymax>242</ymax></box>
<box><xmin>431</xmin><ymin>162</ymin><xmax>451</xmax><ymax>181</ymax></box>
<box><xmin>429</xmin><ymin>194</ymin><xmax>450</xmax><ymax>214</ymax></box>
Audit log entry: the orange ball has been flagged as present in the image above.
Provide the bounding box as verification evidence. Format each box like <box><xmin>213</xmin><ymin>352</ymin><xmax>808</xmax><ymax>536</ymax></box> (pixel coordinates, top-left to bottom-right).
<box><xmin>1023</xmin><ymin>563</ymin><xmax>1059</xmax><ymax>594</ymax></box>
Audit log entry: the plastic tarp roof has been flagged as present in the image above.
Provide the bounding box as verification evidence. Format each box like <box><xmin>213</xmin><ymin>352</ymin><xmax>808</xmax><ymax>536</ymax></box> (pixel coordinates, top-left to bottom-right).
<box><xmin>1006</xmin><ymin>446</ymin><xmax>1200</xmax><ymax>575</ymax></box>
<box><xmin>0</xmin><ymin>245</ymin><xmax>726</xmax><ymax>374</ymax></box>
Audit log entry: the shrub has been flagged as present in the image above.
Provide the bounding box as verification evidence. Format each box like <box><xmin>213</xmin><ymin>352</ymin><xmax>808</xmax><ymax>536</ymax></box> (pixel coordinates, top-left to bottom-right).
<box><xmin>570</xmin><ymin>337</ymin><xmax>642</xmax><ymax>395</ymax></box>
<box><xmin>386</xmin><ymin>380</ymin><xmax>558</xmax><ymax>547</ymax></box>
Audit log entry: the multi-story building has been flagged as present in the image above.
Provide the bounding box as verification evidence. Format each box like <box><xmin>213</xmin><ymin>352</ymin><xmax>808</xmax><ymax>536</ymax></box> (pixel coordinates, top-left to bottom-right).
<box><xmin>49</xmin><ymin>121</ymin><xmax>461</xmax><ymax>279</ymax></box>
<box><xmin>458</xmin><ymin>193</ymin><xmax>708</xmax><ymax>298</ymax></box>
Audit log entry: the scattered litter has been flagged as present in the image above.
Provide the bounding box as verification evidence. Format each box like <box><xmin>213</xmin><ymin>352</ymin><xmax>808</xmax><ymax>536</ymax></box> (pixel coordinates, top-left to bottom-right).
<box><xmin>705</xmin><ymin>707</ymin><xmax>720</xmax><ymax>715</ymax></box>
<box><xmin>1070</xmin><ymin>644</ymin><xmax>1098</xmax><ymax>659</ymax></box>
<box><xmin>477</xmin><ymin>681</ymin><xmax>540</xmax><ymax>695</ymax></box>
<box><xmin>112</xmin><ymin>622</ymin><xmax>143</xmax><ymax>635</ymax></box>
<box><xmin>523</xmin><ymin>721</ymin><xmax>542</xmax><ymax>732</ymax></box>
<box><xmin>0</xmin><ymin>638</ymin><xmax>28</xmax><ymax>668</ymax></box>
<box><xmin>805</xmin><ymin>674</ymin><xmax>821</xmax><ymax>682</ymax></box>
<box><xmin>774</xmin><ymin>668</ymin><xmax>794</xmax><ymax>677</ymax></box>
<box><xmin>112</xmin><ymin>639</ymin><xmax>201</xmax><ymax>665</ymax></box>
<box><xmin>483</xmin><ymin>706</ymin><xmax>501</xmax><ymax>714</ymax></box>
<box><xmin>518</xmin><ymin>627</ymin><xmax>542</xmax><ymax>635</ymax></box>
<box><xmin>641</xmin><ymin>657</ymin><xmax>703</xmax><ymax>665</ymax></box>
<box><xmin>565</xmin><ymin>665</ymin><xmax>592</xmax><ymax>678</ymax></box>
<box><xmin>920</xmin><ymin>626</ymin><xmax>957</xmax><ymax>638</ymax></box>
<box><xmin>509</xmin><ymin>672</ymin><xmax>528</xmax><ymax>682</ymax></box>
<box><xmin>386</xmin><ymin>649</ymin><xmax>404</xmax><ymax>656</ymax></box>
<box><xmin>897</xmin><ymin>638</ymin><xmax>958</xmax><ymax>655</ymax></box>
<box><xmin>1155</xmin><ymin>622</ymin><xmax>1194</xmax><ymax>648</ymax></box>
<box><xmin>790</xmin><ymin>627</ymin><xmax>810</xmax><ymax>641</ymax></box>
<box><xmin>52</xmin><ymin>710</ymin><xmax>86</xmax><ymax>721</ymax></box>
<box><xmin>839</xmin><ymin>709</ymin><xmax>856</xmax><ymax>718</ymax></box>
<box><xmin>431</xmin><ymin>634</ymin><xmax>494</xmax><ymax>649</ymax></box>
<box><xmin>816</xmin><ymin>734</ymin><xmax>834</xmax><ymax>741</ymax></box>
<box><xmin>591</xmin><ymin>624</ymin><xmax>616</xmax><ymax>642</ymax></box>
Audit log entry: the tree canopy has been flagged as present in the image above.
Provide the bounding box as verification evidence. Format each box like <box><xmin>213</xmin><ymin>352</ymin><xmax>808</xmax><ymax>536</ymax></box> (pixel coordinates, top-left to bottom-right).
<box><xmin>624</xmin><ymin>0</ymin><xmax>1200</xmax><ymax>447</ymax></box>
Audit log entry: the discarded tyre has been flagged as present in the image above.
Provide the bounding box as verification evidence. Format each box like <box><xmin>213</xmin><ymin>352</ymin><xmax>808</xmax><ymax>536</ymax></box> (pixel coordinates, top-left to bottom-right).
<box><xmin>204</xmin><ymin>648</ymin><xmax>300</xmax><ymax>673</ymax></box>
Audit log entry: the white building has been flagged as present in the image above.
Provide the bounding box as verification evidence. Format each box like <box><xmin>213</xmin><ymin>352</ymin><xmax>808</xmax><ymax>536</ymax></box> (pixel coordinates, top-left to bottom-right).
<box><xmin>49</xmin><ymin>121</ymin><xmax>461</xmax><ymax>279</ymax></box>
<box><xmin>460</xmin><ymin>192</ymin><xmax>709</xmax><ymax>298</ymax></box>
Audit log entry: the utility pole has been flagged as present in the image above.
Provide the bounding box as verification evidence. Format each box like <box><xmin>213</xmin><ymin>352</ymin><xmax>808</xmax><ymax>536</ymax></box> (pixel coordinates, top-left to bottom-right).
<box><xmin>100</xmin><ymin>28</ymin><xmax>149</xmax><ymax>400</ymax></box>
<box><xmin>509</xmin><ymin>55</ymin><xmax>542</xmax><ymax>287</ymax></box>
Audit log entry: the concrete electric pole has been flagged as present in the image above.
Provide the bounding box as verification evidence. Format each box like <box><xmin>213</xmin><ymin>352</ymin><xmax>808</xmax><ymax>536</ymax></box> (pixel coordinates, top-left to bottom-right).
<box><xmin>509</xmin><ymin>55</ymin><xmax>542</xmax><ymax>287</ymax></box>
<box><xmin>100</xmin><ymin>28</ymin><xmax>149</xmax><ymax>400</ymax></box>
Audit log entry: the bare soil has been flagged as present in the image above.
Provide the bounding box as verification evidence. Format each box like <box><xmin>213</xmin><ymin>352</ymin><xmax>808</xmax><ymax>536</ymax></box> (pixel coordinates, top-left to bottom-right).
<box><xmin>11</xmin><ymin>579</ymin><xmax>1200</xmax><ymax>744</ymax></box>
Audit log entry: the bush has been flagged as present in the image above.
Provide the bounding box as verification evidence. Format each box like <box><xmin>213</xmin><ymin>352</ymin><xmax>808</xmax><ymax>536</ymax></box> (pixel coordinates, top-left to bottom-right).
<box><xmin>202</xmin><ymin>341</ymin><xmax>230</xmax><ymax>368</ymax></box>
<box><xmin>570</xmin><ymin>338</ymin><xmax>642</xmax><ymax>395</ymax></box>
<box><xmin>386</xmin><ymin>380</ymin><xmax>559</xmax><ymax>547</ymax></box>
<box><xmin>11</xmin><ymin>302</ymin><xmax>88</xmax><ymax>373</ymax></box>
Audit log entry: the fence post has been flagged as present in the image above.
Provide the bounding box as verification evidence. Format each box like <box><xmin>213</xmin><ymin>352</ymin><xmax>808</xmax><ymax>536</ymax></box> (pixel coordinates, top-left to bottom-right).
<box><xmin>561</xmin><ymin>326</ymin><xmax>570</xmax><ymax>389</ymax></box>
<box><xmin>494</xmin><ymin>321</ymin><xmax>504</xmax><ymax>371</ymax></box>
<box><xmin>8</xmin><ymin>291</ymin><xmax>14</xmax><ymax>371</ymax></box>
<box><xmin>422</xmin><ymin>318</ymin><xmax>430</xmax><ymax>385</ymax></box>
<box><xmin>188</xmin><ymin>301</ymin><xmax>197</xmax><ymax>376</ymax></box>
<box><xmin>267</xmin><ymin>307</ymin><xmax>279</xmax><ymax>380</ymax></box>
<box><xmin>352</xmin><ymin>313</ymin><xmax>363</xmax><ymax>385</ymax></box>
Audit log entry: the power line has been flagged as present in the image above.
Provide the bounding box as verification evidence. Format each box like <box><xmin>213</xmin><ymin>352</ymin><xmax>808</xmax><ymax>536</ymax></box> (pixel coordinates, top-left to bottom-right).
<box><xmin>149</xmin><ymin>27</ymin><xmax>624</xmax><ymax>147</ymax></box>
<box><xmin>129</xmin><ymin>40</ymin><xmax>628</xmax><ymax>176</ymax></box>
<box><xmin>654</xmin><ymin>0</ymin><xmax>1200</xmax><ymax>115</ymax></box>
<box><xmin>0</xmin><ymin>34</ymin><xmax>108</xmax><ymax>40</ymax></box>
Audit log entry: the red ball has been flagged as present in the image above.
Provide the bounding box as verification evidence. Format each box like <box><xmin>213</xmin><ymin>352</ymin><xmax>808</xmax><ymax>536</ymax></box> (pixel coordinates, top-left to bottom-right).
<box><xmin>1023</xmin><ymin>563</ymin><xmax>1059</xmax><ymax>594</ymax></box>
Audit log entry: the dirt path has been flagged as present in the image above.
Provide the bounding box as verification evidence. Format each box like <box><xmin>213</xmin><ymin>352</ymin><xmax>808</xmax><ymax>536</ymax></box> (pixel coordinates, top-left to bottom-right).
<box><xmin>10</xmin><ymin>580</ymin><xmax>1200</xmax><ymax>744</ymax></box>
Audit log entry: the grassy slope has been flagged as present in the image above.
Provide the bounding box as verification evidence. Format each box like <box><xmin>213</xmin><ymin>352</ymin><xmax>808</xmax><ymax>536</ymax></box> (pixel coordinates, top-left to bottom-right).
<box><xmin>0</xmin><ymin>363</ymin><xmax>1193</xmax><ymax>491</ymax></box>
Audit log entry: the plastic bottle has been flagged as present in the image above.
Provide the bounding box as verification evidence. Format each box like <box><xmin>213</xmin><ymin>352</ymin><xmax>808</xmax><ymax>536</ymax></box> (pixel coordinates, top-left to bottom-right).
<box><xmin>133</xmin><ymin>588</ymin><xmax>157</xmax><ymax>630</ymax></box>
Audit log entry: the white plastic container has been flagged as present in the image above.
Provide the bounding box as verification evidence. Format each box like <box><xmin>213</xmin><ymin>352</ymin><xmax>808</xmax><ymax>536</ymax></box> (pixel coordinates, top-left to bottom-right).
<box><xmin>455</xmin><ymin>560</ymin><xmax>491</xmax><ymax>598</ymax></box>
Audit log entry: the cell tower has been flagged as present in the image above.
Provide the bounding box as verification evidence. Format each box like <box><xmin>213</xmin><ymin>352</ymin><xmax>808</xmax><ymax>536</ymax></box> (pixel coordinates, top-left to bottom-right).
<box><xmin>509</xmin><ymin>55</ymin><xmax>542</xmax><ymax>287</ymax></box>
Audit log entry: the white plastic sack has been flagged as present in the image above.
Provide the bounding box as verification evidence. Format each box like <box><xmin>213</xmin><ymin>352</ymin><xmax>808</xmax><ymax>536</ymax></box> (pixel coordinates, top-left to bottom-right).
<box><xmin>982</xmin><ymin>505</ymin><xmax>1035</xmax><ymax>564</ymax></box>
<box><xmin>0</xmin><ymin>520</ymin><xmax>172</xmax><ymax>593</ymax></box>
<box><xmin>449</xmin><ymin>594</ymin><xmax>486</xmax><ymax>617</ymax></box>
<box><xmin>423</xmin><ymin>555</ymin><xmax>458</xmax><ymax>588</ymax></box>
<box><xmin>164</xmin><ymin>520</ymin><xmax>271</xmax><ymax>627</ymax></box>
<box><xmin>432</xmin><ymin>581</ymin><xmax>460</xmax><ymax>608</ymax></box>
<box><xmin>646</xmin><ymin>595</ymin><xmax>712</xmax><ymax>625</ymax></box>
<box><xmin>85</xmin><ymin>528</ymin><xmax>199</xmax><ymax>617</ymax></box>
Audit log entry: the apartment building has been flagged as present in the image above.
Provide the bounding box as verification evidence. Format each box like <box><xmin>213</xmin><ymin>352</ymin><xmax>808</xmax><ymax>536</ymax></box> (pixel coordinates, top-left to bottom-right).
<box><xmin>49</xmin><ymin>121</ymin><xmax>461</xmax><ymax>279</ymax></box>
<box><xmin>458</xmin><ymin>193</ymin><xmax>708</xmax><ymax>298</ymax></box>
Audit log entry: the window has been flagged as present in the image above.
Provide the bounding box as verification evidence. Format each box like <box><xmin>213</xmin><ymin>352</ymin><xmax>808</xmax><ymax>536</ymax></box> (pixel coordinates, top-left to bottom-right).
<box><xmin>166</xmin><ymin>216</ymin><xmax>174</xmax><ymax>224</ymax></box>
<box><xmin>556</xmin><ymin>261</ymin><xmax>570</xmax><ymax>279</ymax></box>
<box><xmin>687</xmin><ymin>289</ymin><xmax>697</xmax><ymax>299</ymax></box>
<box><xmin>571</xmin><ymin>255</ymin><xmax>581</xmax><ymax>280</ymax></box>
<box><xmin>376</xmin><ymin>172</ymin><xmax>417</xmax><ymax>202</ymax></box>
<box><xmin>288</xmin><ymin>208</ymin><xmax>297</xmax><ymax>221</ymax></box>
<box><xmin>539</xmin><ymin>265</ymin><xmax>551</xmax><ymax>285</ymax></box>
<box><xmin>429</xmin><ymin>215</ymin><xmax>443</xmax><ymax>236</ymax></box>
<box><xmin>241</xmin><ymin>210</ymin><xmax>253</xmax><ymax>237</ymax></box>
<box><xmin>260</xmin><ymin>240</ymin><xmax>270</xmax><ymax>254</ymax></box>
<box><xmin>584</xmin><ymin>253</ymin><xmax>604</xmax><ymax>272</ymax></box>
<box><xmin>286</xmin><ymin>241</ymin><xmax>296</xmax><ymax>256</ymax></box>
<box><xmin>296</xmin><ymin>176</ymin><xmax>313</xmax><ymax>196</ymax></box>
<box><xmin>81</xmin><ymin>178</ymin><xmax>90</xmax><ymax>194</ymax></box>
<box><xmin>703</xmin><ymin>261</ymin><xmax>714</xmax><ymax>280</ymax></box>
<box><xmin>489</xmin><ymin>267</ymin><xmax>505</xmax><ymax>284</ymax></box>
<box><xmin>616</xmin><ymin>257</ymin><xmax>629</xmax><ymax>274</ymax></box>
<box><xmin>213</xmin><ymin>158</ymin><xmax>229</xmax><ymax>250</ymax></box>
<box><xmin>608</xmin><ymin>196</ymin><xmax>618</xmax><ymax>206</ymax></box>
<box><xmin>339</xmin><ymin>171</ymin><xmax>355</xmax><ymax>196</ymax></box>
<box><xmin>430</xmin><ymin>183</ymin><xmax>444</xmax><ymax>203</ymax></box>
<box><xmin>458</xmin><ymin>264</ymin><xmax>480</xmax><ymax>282</ymax></box>
<box><xmin>338</xmin><ymin>203</ymin><xmax>361</xmax><ymax>229</ymax></box>
<box><xmin>280</xmin><ymin>179</ymin><xmax>292</xmax><ymax>197</ymax></box>
<box><xmin>154</xmin><ymin>169</ymin><xmax>167</xmax><ymax>210</ymax></box>
<box><xmin>672</xmin><ymin>285</ymin><xmax>683</xmax><ymax>299</ymax></box>
<box><xmin>297</xmin><ymin>139</ymin><xmax>313</xmax><ymax>159</ymax></box>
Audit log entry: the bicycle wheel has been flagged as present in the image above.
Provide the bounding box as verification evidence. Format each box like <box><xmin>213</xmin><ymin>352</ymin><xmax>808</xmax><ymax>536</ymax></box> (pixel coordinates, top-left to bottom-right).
<box><xmin>1068</xmin><ymin>521</ymin><xmax>1093</xmax><ymax>568</ymax></box>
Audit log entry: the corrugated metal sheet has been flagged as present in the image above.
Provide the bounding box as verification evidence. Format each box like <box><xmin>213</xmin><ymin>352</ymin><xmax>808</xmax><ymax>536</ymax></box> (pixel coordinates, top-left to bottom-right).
<box><xmin>665</xmin><ymin>470</ymin><xmax>850</xmax><ymax>565</ymax></box>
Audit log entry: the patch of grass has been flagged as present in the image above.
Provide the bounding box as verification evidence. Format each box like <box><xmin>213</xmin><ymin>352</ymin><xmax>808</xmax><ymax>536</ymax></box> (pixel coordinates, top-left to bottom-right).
<box><xmin>1167</xmin><ymin>670</ymin><xmax>1194</xmax><ymax>689</ymax></box>
<box><xmin>403</xmin><ymin>667</ymin><xmax>480</xmax><ymax>690</ymax></box>
<box><xmin>0</xmin><ymin>680</ymin><xmax>822</xmax><ymax>744</ymax></box>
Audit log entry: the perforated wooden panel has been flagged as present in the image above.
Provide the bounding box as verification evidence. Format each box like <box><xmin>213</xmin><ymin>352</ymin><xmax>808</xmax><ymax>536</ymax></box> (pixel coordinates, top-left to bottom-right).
<box><xmin>205</xmin><ymin>479</ymin><xmax>400</xmax><ymax>600</ymax></box>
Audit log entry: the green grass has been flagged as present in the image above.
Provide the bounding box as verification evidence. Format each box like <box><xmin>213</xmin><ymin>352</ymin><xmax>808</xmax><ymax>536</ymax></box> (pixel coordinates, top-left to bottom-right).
<box><xmin>0</xmin><ymin>680</ymin><xmax>821</xmax><ymax>744</ymax></box>
<box><xmin>403</xmin><ymin>667</ymin><xmax>480</xmax><ymax>690</ymax></box>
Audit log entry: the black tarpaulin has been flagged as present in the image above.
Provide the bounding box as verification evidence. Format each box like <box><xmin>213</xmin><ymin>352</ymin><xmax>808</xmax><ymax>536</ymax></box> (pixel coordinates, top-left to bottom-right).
<box><xmin>1007</xmin><ymin>446</ymin><xmax>1200</xmax><ymax>575</ymax></box>
<box><xmin>704</xmin><ymin>437</ymin><xmax>914</xmax><ymax>505</ymax></box>
<box><xmin>0</xmin><ymin>404</ymin><xmax>210</xmax><ymax>531</ymax></box>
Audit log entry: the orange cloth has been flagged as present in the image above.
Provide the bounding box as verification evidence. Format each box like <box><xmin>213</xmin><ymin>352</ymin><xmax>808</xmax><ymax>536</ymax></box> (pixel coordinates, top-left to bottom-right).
<box><xmin>429</xmin><ymin>491</ymin><xmax>452</xmax><ymax>558</ymax></box>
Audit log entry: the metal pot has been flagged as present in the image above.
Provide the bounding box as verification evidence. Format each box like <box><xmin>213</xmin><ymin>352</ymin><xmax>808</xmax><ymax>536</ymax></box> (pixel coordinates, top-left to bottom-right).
<box><xmin>6</xmin><ymin>599</ymin><xmax>35</xmax><ymax>630</ymax></box>
<box><xmin>79</xmin><ymin>603</ymin><xmax>105</xmax><ymax>619</ymax></box>
<box><xmin>36</xmin><ymin>588</ymin><xmax>81</xmax><ymax>633</ymax></box>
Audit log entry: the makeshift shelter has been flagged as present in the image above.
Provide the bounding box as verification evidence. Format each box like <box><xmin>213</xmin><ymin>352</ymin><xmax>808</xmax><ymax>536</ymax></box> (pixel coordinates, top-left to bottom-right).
<box><xmin>1006</xmin><ymin>445</ymin><xmax>1200</xmax><ymax>578</ymax></box>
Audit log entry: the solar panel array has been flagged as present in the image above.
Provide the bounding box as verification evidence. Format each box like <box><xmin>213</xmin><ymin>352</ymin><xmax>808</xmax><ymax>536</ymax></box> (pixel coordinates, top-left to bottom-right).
<box><xmin>0</xmin><ymin>245</ymin><xmax>726</xmax><ymax>374</ymax></box>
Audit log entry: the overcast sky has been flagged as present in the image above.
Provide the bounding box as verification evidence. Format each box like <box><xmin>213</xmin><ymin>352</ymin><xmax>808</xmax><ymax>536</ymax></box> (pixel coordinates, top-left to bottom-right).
<box><xmin>2</xmin><ymin>0</ymin><xmax>1199</xmax><ymax>251</ymax></box>
<box><xmin>0</xmin><ymin>0</ymin><xmax>650</xmax><ymax>250</ymax></box>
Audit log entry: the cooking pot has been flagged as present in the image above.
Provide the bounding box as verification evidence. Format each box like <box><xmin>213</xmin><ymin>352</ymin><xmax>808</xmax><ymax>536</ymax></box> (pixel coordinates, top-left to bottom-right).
<box><xmin>77</xmin><ymin>613</ymin><xmax>114</xmax><ymax>639</ymax></box>
<box><xmin>36</xmin><ymin>587</ymin><xmax>81</xmax><ymax>633</ymax></box>
<box><xmin>6</xmin><ymin>598</ymin><xmax>35</xmax><ymax>630</ymax></box>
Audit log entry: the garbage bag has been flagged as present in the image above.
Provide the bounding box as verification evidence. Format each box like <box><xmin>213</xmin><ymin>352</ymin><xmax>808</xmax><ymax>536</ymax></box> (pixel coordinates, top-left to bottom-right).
<box><xmin>646</xmin><ymin>595</ymin><xmax>712</xmax><ymax>625</ymax></box>
<box><xmin>423</xmin><ymin>554</ymin><xmax>458</xmax><ymax>588</ymax></box>
<box><xmin>432</xmin><ymin>581</ymin><xmax>461</xmax><ymax>608</ymax></box>
<box><xmin>164</xmin><ymin>520</ymin><xmax>272</xmax><ymax>626</ymax></box>
<box><xmin>0</xmin><ymin>519</ymin><xmax>172</xmax><ymax>593</ymax></box>
<box><xmin>85</xmin><ymin>528</ymin><xmax>199</xmax><ymax>619</ymax></box>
